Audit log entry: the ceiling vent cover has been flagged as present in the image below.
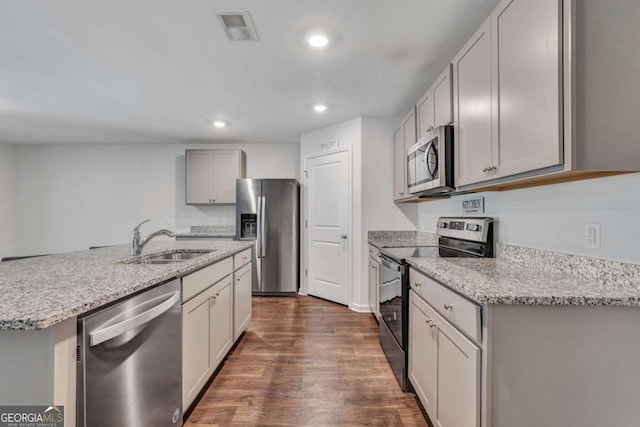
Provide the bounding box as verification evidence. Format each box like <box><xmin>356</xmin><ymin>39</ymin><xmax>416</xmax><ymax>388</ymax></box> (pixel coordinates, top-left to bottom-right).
<box><xmin>215</xmin><ymin>10</ymin><xmax>258</xmax><ymax>41</ymax></box>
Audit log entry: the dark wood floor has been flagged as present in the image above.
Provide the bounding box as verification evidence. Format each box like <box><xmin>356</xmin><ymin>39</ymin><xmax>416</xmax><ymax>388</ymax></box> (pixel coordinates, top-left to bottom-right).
<box><xmin>185</xmin><ymin>295</ymin><xmax>429</xmax><ymax>426</ymax></box>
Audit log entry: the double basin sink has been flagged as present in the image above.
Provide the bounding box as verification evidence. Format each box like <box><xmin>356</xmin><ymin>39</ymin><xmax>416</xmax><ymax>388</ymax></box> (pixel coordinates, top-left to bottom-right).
<box><xmin>121</xmin><ymin>250</ymin><xmax>217</xmax><ymax>265</ymax></box>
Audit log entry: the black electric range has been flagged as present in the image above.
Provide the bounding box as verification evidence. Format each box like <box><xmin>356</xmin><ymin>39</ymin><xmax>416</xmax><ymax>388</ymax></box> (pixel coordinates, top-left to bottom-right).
<box><xmin>377</xmin><ymin>217</ymin><xmax>494</xmax><ymax>391</ymax></box>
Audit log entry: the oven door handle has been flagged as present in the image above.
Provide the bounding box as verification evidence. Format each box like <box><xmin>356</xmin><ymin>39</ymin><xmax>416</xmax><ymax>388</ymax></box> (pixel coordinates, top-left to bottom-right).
<box><xmin>379</xmin><ymin>255</ymin><xmax>404</xmax><ymax>273</ymax></box>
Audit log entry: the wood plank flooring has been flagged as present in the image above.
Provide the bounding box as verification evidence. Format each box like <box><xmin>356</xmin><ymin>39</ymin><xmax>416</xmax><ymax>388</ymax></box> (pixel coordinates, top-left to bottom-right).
<box><xmin>185</xmin><ymin>295</ymin><xmax>429</xmax><ymax>427</ymax></box>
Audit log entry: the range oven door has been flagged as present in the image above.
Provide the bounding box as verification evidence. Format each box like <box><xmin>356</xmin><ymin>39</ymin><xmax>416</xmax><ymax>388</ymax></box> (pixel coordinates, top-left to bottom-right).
<box><xmin>378</xmin><ymin>254</ymin><xmax>407</xmax><ymax>390</ymax></box>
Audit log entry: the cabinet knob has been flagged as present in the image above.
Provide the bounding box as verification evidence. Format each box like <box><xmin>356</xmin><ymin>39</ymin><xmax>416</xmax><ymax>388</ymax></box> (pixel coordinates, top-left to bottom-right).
<box><xmin>444</xmin><ymin>303</ymin><xmax>453</xmax><ymax>310</ymax></box>
<box><xmin>482</xmin><ymin>166</ymin><xmax>488</xmax><ymax>173</ymax></box>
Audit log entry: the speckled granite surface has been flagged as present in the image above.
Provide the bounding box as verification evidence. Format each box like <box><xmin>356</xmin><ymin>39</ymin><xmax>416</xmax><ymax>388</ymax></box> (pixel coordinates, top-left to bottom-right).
<box><xmin>407</xmin><ymin>257</ymin><xmax>640</xmax><ymax>306</ymax></box>
<box><xmin>368</xmin><ymin>230</ymin><xmax>437</xmax><ymax>248</ymax></box>
<box><xmin>497</xmin><ymin>243</ymin><xmax>640</xmax><ymax>289</ymax></box>
<box><xmin>0</xmin><ymin>240</ymin><xmax>253</xmax><ymax>330</ymax></box>
<box><xmin>175</xmin><ymin>225</ymin><xmax>236</xmax><ymax>238</ymax></box>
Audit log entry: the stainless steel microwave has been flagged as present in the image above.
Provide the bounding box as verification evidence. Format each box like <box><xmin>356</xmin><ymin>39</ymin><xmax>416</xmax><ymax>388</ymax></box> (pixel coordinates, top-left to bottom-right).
<box><xmin>407</xmin><ymin>125</ymin><xmax>455</xmax><ymax>196</ymax></box>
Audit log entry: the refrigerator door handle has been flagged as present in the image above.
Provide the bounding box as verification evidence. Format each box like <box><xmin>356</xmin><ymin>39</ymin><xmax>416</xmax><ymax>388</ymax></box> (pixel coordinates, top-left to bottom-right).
<box><xmin>256</xmin><ymin>196</ymin><xmax>262</xmax><ymax>259</ymax></box>
<box><xmin>260</xmin><ymin>196</ymin><xmax>267</xmax><ymax>258</ymax></box>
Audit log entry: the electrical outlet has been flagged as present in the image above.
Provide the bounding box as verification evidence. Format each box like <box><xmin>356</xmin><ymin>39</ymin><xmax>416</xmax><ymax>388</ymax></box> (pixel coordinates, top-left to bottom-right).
<box><xmin>585</xmin><ymin>223</ymin><xmax>600</xmax><ymax>249</ymax></box>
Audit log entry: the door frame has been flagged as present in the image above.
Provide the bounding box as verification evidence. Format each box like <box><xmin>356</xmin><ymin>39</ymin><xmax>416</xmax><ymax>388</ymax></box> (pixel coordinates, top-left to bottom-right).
<box><xmin>301</xmin><ymin>146</ymin><xmax>353</xmax><ymax>308</ymax></box>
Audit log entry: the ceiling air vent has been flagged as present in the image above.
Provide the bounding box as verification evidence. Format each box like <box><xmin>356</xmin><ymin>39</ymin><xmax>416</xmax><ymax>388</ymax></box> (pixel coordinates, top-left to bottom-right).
<box><xmin>215</xmin><ymin>10</ymin><xmax>258</xmax><ymax>41</ymax></box>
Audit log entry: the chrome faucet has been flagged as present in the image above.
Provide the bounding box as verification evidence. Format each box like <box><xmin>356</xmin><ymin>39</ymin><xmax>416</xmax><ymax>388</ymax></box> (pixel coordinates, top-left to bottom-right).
<box><xmin>131</xmin><ymin>219</ymin><xmax>175</xmax><ymax>256</ymax></box>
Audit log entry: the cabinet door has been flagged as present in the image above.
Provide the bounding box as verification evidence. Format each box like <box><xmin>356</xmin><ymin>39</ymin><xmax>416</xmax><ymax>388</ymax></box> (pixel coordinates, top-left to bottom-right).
<box><xmin>368</xmin><ymin>258</ymin><xmax>380</xmax><ymax>319</ymax></box>
<box><xmin>186</xmin><ymin>151</ymin><xmax>212</xmax><ymax>204</ymax></box>
<box><xmin>433</xmin><ymin>65</ymin><xmax>453</xmax><ymax>127</ymax></box>
<box><xmin>393</xmin><ymin>126</ymin><xmax>407</xmax><ymax>200</ymax></box>
<box><xmin>453</xmin><ymin>19</ymin><xmax>494</xmax><ymax>186</ymax></box>
<box><xmin>404</xmin><ymin>108</ymin><xmax>417</xmax><ymax>149</ymax></box>
<box><xmin>436</xmin><ymin>308</ymin><xmax>481</xmax><ymax>427</ymax></box>
<box><xmin>409</xmin><ymin>292</ymin><xmax>438</xmax><ymax>418</ymax></box>
<box><xmin>182</xmin><ymin>286</ymin><xmax>214</xmax><ymax>409</ymax></box>
<box><xmin>234</xmin><ymin>262</ymin><xmax>252</xmax><ymax>341</ymax></box>
<box><xmin>211</xmin><ymin>151</ymin><xmax>240</xmax><ymax>204</ymax></box>
<box><xmin>210</xmin><ymin>276</ymin><xmax>233</xmax><ymax>370</ymax></box>
<box><xmin>492</xmin><ymin>0</ymin><xmax>562</xmax><ymax>178</ymax></box>
<box><xmin>417</xmin><ymin>90</ymin><xmax>435</xmax><ymax>139</ymax></box>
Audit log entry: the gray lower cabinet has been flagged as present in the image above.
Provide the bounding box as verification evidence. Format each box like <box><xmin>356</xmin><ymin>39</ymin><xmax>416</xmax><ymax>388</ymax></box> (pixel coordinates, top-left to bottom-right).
<box><xmin>409</xmin><ymin>290</ymin><xmax>481</xmax><ymax>427</ymax></box>
<box><xmin>233</xmin><ymin>261</ymin><xmax>252</xmax><ymax>341</ymax></box>
<box><xmin>181</xmin><ymin>254</ymin><xmax>248</xmax><ymax>409</ymax></box>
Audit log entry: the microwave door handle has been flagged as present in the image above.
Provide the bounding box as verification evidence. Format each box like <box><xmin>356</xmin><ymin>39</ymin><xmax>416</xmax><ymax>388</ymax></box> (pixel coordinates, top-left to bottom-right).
<box><xmin>425</xmin><ymin>141</ymin><xmax>437</xmax><ymax>178</ymax></box>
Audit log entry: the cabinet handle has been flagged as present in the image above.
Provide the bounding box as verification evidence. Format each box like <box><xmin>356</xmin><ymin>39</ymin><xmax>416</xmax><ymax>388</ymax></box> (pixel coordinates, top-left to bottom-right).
<box><xmin>482</xmin><ymin>166</ymin><xmax>488</xmax><ymax>173</ymax></box>
<box><xmin>399</xmin><ymin>192</ymin><xmax>405</xmax><ymax>195</ymax></box>
<box><xmin>444</xmin><ymin>303</ymin><xmax>453</xmax><ymax>310</ymax></box>
<box><xmin>413</xmin><ymin>282</ymin><xmax>422</xmax><ymax>287</ymax></box>
<box><xmin>425</xmin><ymin>318</ymin><xmax>437</xmax><ymax>328</ymax></box>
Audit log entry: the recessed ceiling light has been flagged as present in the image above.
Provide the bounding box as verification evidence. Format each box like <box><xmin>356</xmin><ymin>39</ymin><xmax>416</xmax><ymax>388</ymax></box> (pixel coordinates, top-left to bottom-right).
<box><xmin>307</xmin><ymin>33</ymin><xmax>329</xmax><ymax>48</ymax></box>
<box><xmin>212</xmin><ymin>120</ymin><xmax>228</xmax><ymax>128</ymax></box>
<box><xmin>313</xmin><ymin>104</ymin><xmax>327</xmax><ymax>113</ymax></box>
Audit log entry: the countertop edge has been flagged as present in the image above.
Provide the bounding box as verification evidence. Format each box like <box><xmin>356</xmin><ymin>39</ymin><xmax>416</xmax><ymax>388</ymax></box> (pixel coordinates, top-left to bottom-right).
<box><xmin>0</xmin><ymin>243</ymin><xmax>254</xmax><ymax>331</ymax></box>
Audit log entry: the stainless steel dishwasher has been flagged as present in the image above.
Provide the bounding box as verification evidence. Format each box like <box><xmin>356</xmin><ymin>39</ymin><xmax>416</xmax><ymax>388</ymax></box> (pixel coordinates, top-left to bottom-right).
<box><xmin>77</xmin><ymin>279</ymin><xmax>182</xmax><ymax>427</ymax></box>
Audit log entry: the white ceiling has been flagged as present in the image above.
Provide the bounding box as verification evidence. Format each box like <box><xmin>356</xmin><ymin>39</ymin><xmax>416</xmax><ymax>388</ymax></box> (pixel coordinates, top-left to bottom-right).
<box><xmin>0</xmin><ymin>0</ymin><xmax>500</xmax><ymax>144</ymax></box>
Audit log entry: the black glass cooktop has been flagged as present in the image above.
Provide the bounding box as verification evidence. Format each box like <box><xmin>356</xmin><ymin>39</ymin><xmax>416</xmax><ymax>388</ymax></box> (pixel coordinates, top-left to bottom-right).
<box><xmin>379</xmin><ymin>246</ymin><xmax>440</xmax><ymax>263</ymax></box>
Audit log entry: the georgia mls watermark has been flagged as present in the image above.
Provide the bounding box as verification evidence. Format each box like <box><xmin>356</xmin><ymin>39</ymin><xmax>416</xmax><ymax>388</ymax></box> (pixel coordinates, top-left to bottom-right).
<box><xmin>0</xmin><ymin>406</ymin><xmax>64</xmax><ymax>427</ymax></box>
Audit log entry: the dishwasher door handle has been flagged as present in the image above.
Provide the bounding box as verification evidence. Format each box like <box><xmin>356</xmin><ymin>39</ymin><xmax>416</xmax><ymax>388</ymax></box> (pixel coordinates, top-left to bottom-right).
<box><xmin>90</xmin><ymin>291</ymin><xmax>180</xmax><ymax>347</ymax></box>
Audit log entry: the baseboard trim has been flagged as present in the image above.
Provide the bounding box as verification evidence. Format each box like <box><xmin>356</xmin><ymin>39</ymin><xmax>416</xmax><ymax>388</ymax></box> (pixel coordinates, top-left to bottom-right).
<box><xmin>349</xmin><ymin>303</ymin><xmax>372</xmax><ymax>313</ymax></box>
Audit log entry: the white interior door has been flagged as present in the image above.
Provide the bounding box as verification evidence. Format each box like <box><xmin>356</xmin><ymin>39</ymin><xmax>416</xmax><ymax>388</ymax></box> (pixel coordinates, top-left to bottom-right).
<box><xmin>305</xmin><ymin>149</ymin><xmax>351</xmax><ymax>306</ymax></box>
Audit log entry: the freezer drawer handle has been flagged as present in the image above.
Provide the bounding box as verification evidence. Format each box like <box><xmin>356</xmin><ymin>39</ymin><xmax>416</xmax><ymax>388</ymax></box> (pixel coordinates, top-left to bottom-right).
<box><xmin>89</xmin><ymin>291</ymin><xmax>180</xmax><ymax>347</ymax></box>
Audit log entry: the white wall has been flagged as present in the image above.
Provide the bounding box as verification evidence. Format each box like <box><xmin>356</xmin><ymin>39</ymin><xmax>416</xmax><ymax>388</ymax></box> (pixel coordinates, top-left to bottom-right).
<box><xmin>0</xmin><ymin>143</ymin><xmax>16</xmax><ymax>259</ymax></box>
<box><xmin>300</xmin><ymin>116</ymin><xmax>419</xmax><ymax>312</ymax></box>
<box><xmin>417</xmin><ymin>173</ymin><xmax>640</xmax><ymax>264</ymax></box>
<box><xmin>13</xmin><ymin>142</ymin><xmax>299</xmax><ymax>255</ymax></box>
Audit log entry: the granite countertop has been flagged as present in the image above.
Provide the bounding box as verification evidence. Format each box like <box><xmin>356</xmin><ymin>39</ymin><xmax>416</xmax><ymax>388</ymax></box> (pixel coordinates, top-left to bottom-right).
<box><xmin>175</xmin><ymin>225</ymin><xmax>236</xmax><ymax>238</ymax></box>
<box><xmin>0</xmin><ymin>240</ymin><xmax>253</xmax><ymax>330</ymax></box>
<box><xmin>407</xmin><ymin>257</ymin><xmax>640</xmax><ymax>307</ymax></box>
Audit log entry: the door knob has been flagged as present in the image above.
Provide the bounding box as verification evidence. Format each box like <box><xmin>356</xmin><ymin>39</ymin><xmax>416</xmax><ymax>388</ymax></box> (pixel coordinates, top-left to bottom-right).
<box><xmin>341</xmin><ymin>234</ymin><xmax>348</xmax><ymax>239</ymax></box>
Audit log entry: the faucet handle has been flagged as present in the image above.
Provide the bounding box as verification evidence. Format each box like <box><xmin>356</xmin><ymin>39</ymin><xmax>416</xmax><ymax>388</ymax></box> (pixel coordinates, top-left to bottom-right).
<box><xmin>133</xmin><ymin>219</ymin><xmax>151</xmax><ymax>232</ymax></box>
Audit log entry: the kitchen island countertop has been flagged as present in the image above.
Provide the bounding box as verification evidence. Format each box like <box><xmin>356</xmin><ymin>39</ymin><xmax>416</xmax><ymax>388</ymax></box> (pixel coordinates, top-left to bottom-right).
<box><xmin>0</xmin><ymin>240</ymin><xmax>253</xmax><ymax>330</ymax></box>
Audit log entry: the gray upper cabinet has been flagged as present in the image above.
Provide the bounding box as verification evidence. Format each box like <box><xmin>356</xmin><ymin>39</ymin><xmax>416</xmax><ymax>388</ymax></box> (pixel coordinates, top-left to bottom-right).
<box><xmin>186</xmin><ymin>149</ymin><xmax>245</xmax><ymax>205</ymax></box>
<box><xmin>490</xmin><ymin>0</ymin><xmax>562</xmax><ymax>180</ymax></box>
<box><xmin>416</xmin><ymin>89</ymin><xmax>434</xmax><ymax>141</ymax></box>
<box><xmin>393</xmin><ymin>125</ymin><xmax>406</xmax><ymax>200</ymax></box>
<box><xmin>454</xmin><ymin>0</ymin><xmax>562</xmax><ymax>187</ymax></box>
<box><xmin>453</xmin><ymin>19</ymin><xmax>494</xmax><ymax>187</ymax></box>
<box><xmin>433</xmin><ymin>65</ymin><xmax>453</xmax><ymax>128</ymax></box>
<box><xmin>417</xmin><ymin>65</ymin><xmax>453</xmax><ymax>142</ymax></box>
<box><xmin>394</xmin><ymin>109</ymin><xmax>417</xmax><ymax>201</ymax></box>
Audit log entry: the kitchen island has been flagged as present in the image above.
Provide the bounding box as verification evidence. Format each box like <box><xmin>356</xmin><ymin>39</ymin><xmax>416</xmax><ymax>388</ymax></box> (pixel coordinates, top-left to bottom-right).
<box><xmin>0</xmin><ymin>240</ymin><xmax>253</xmax><ymax>427</ymax></box>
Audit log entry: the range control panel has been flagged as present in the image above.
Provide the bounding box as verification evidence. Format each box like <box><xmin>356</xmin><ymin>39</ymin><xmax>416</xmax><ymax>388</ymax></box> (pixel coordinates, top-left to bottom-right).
<box><xmin>437</xmin><ymin>217</ymin><xmax>493</xmax><ymax>243</ymax></box>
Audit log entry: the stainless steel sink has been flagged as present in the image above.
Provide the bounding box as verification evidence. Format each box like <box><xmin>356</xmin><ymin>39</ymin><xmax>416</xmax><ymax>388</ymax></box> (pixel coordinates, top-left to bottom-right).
<box><xmin>122</xmin><ymin>250</ymin><xmax>216</xmax><ymax>265</ymax></box>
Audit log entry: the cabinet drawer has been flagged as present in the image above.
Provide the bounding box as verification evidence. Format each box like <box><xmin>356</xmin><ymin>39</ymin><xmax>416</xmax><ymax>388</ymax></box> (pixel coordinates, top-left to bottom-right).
<box><xmin>410</xmin><ymin>268</ymin><xmax>481</xmax><ymax>342</ymax></box>
<box><xmin>233</xmin><ymin>248</ymin><xmax>252</xmax><ymax>271</ymax></box>
<box><xmin>182</xmin><ymin>257</ymin><xmax>233</xmax><ymax>303</ymax></box>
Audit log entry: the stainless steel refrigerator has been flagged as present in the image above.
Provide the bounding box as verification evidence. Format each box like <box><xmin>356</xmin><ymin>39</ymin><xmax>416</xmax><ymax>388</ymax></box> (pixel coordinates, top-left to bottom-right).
<box><xmin>235</xmin><ymin>179</ymin><xmax>300</xmax><ymax>295</ymax></box>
